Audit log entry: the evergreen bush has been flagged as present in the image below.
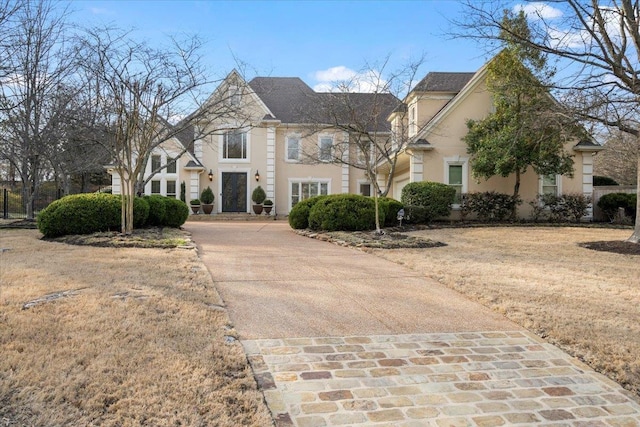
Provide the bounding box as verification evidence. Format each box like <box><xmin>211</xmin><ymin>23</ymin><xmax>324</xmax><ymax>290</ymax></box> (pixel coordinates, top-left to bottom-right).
<box><xmin>593</xmin><ymin>176</ymin><xmax>619</xmax><ymax>186</ymax></box>
<box><xmin>598</xmin><ymin>193</ymin><xmax>637</xmax><ymax>222</ymax></box>
<box><xmin>377</xmin><ymin>197</ymin><xmax>404</xmax><ymax>227</ymax></box>
<box><xmin>163</xmin><ymin>197</ymin><xmax>190</xmax><ymax>227</ymax></box>
<box><xmin>288</xmin><ymin>195</ymin><xmax>328</xmax><ymax>229</ymax></box>
<box><xmin>400</xmin><ymin>182</ymin><xmax>455</xmax><ymax>224</ymax></box>
<box><xmin>252</xmin><ymin>186</ymin><xmax>266</xmax><ymax>204</ymax></box>
<box><xmin>308</xmin><ymin>194</ymin><xmax>378</xmax><ymax>231</ymax></box>
<box><xmin>200</xmin><ymin>187</ymin><xmax>215</xmax><ymax>204</ymax></box>
<box><xmin>463</xmin><ymin>192</ymin><xmax>521</xmax><ymax>222</ymax></box>
<box><xmin>145</xmin><ymin>195</ymin><xmax>167</xmax><ymax>226</ymax></box>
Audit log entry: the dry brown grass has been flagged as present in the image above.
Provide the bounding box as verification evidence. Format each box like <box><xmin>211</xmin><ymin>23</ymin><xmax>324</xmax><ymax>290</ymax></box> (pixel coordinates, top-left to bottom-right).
<box><xmin>370</xmin><ymin>226</ymin><xmax>640</xmax><ymax>397</ymax></box>
<box><xmin>0</xmin><ymin>230</ymin><xmax>272</xmax><ymax>427</ymax></box>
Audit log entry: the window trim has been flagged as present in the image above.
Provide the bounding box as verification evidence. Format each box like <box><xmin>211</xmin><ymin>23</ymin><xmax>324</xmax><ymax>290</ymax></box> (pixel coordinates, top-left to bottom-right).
<box><xmin>288</xmin><ymin>178</ymin><xmax>331</xmax><ymax>210</ymax></box>
<box><xmin>285</xmin><ymin>134</ymin><xmax>301</xmax><ymax>162</ymax></box>
<box><xmin>443</xmin><ymin>156</ymin><xmax>468</xmax><ymax>209</ymax></box>
<box><xmin>219</xmin><ymin>129</ymin><xmax>250</xmax><ymax>162</ymax></box>
<box><xmin>318</xmin><ymin>135</ymin><xmax>333</xmax><ymax>162</ymax></box>
<box><xmin>539</xmin><ymin>174</ymin><xmax>562</xmax><ymax>196</ymax></box>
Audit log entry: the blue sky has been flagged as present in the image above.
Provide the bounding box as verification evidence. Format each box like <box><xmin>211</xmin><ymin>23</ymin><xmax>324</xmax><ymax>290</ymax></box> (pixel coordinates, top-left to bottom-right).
<box><xmin>72</xmin><ymin>1</ymin><xmax>497</xmax><ymax>91</ymax></box>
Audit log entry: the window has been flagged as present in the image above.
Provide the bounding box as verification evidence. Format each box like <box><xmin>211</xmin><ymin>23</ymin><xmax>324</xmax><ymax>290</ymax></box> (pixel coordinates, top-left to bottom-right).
<box><xmin>228</xmin><ymin>85</ymin><xmax>240</xmax><ymax>106</ymax></box>
<box><xmin>151</xmin><ymin>180</ymin><xmax>161</xmax><ymax>194</ymax></box>
<box><xmin>166</xmin><ymin>180</ymin><xmax>176</xmax><ymax>198</ymax></box>
<box><xmin>359</xmin><ymin>183</ymin><xmax>372</xmax><ymax>197</ymax></box>
<box><xmin>166</xmin><ymin>157</ymin><xmax>176</xmax><ymax>174</ymax></box>
<box><xmin>542</xmin><ymin>174</ymin><xmax>559</xmax><ymax>196</ymax></box>
<box><xmin>151</xmin><ymin>155</ymin><xmax>161</xmax><ymax>172</ymax></box>
<box><xmin>444</xmin><ymin>157</ymin><xmax>468</xmax><ymax>206</ymax></box>
<box><xmin>291</xmin><ymin>180</ymin><xmax>329</xmax><ymax>208</ymax></box>
<box><xmin>356</xmin><ymin>143</ymin><xmax>372</xmax><ymax>165</ymax></box>
<box><xmin>223</xmin><ymin>130</ymin><xmax>247</xmax><ymax>159</ymax></box>
<box><xmin>409</xmin><ymin>105</ymin><xmax>417</xmax><ymax>136</ymax></box>
<box><xmin>319</xmin><ymin>136</ymin><xmax>333</xmax><ymax>162</ymax></box>
<box><xmin>286</xmin><ymin>136</ymin><xmax>300</xmax><ymax>161</ymax></box>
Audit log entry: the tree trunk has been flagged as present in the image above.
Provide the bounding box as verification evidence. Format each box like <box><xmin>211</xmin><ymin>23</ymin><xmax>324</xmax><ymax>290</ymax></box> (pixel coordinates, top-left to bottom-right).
<box><xmin>627</xmin><ymin>155</ymin><xmax>640</xmax><ymax>243</ymax></box>
<box><xmin>512</xmin><ymin>169</ymin><xmax>521</xmax><ymax>221</ymax></box>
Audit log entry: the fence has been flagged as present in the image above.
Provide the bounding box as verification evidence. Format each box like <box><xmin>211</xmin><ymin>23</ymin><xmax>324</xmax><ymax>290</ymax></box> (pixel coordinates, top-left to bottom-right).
<box><xmin>1</xmin><ymin>187</ymin><xmax>64</xmax><ymax>219</ymax></box>
<box><xmin>592</xmin><ymin>185</ymin><xmax>637</xmax><ymax>221</ymax></box>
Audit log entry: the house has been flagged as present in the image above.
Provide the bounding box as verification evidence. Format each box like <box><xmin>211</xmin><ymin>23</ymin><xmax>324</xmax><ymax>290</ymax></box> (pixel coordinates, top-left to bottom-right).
<box><xmin>382</xmin><ymin>66</ymin><xmax>603</xmax><ymax>218</ymax></box>
<box><xmin>109</xmin><ymin>60</ymin><xmax>603</xmax><ymax>219</ymax></box>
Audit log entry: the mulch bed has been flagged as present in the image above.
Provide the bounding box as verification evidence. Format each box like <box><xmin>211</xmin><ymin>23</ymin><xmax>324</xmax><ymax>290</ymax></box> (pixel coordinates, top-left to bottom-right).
<box><xmin>295</xmin><ymin>229</ymin><xmax>446</xmax><ymax>249</ymax></box>
<box><xmin>579</xmin><ymin>240</ymin><xmax>640</xmax><ymax>256</ymax></box>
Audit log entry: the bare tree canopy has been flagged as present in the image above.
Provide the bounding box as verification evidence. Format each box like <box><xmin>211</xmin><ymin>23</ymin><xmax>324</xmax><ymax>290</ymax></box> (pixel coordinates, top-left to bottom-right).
<box><xmin>455</xmin><ymin>0</ymin><xmax>640</xmax><ymax>242</ymax></box>
<box><xmin>0</xmin><ymin>0</ymin><xmax>76</xmax><ymax>218</ymax></box>
<box><xmin>76</xmin><ymin>26</ymin><xmax>250</xmax><ymax>234</ymax></box>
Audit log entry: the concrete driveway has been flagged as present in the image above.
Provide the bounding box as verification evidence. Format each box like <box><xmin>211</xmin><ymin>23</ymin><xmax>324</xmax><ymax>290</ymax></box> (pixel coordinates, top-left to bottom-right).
<box><xmin>185</xmin><ymin>221</ymin><xmax>514</xmax><ymax>339</ymax></box>
<box><xmin>185</xmin><ymin>221</ymin><xmax>640</xmax><ymax>427</ymax></box>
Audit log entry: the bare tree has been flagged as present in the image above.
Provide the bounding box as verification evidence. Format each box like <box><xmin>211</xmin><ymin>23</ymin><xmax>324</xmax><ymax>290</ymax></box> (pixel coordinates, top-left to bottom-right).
<box><xmin>77</xmin><ymin>27</ymin><xmax>252</xmax><ymax>234</ymax></box>
<box><xmin>0</xmin><ymin>0</ymin><xmax>75</xmax><ymax>219</ymax></box>
<box><xmin>298</xmin><ymin>57</ymin><xmax>424</xmax><ymax>233</ymax></box>
<box><xmin>594</xmin><ymin>130</ymin><xmax>639</xmax><ymax>185</ymax></box>
<box><xmin>455</xmin><ymin>0</ymin><xmax>640</xmax><ymax>243</ymax></box>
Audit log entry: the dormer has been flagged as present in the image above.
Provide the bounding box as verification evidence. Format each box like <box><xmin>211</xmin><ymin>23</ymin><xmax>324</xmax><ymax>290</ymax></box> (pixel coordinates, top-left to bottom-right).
<box><xmin>407</xmin><ymin>72</ymin><xmax>475</xmax><ymax>138</ymax></box>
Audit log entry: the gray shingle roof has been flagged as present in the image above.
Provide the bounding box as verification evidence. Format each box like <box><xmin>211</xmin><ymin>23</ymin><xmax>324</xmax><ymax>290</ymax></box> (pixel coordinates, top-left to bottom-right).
<box><xmin>413</xmin><ymin>72</ymin><xmax>476</xmax><ymax>93</ymax></box>
<box><xmin>248</xmin><ymin>77</ymin><xmax>400</xmax><ymax>131</ymax></box>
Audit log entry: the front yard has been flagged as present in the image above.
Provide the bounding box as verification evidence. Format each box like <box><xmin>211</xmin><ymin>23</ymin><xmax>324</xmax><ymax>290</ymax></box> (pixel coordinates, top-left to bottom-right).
<box><xmin>0</xmin><ymin>229</ymin><xmax>272</xmax><ymax>426</ymax></box>
<box><xmin>370</xmin><ymin>226</ymin><xmax>640</xmax><ymax>397</ymax></box>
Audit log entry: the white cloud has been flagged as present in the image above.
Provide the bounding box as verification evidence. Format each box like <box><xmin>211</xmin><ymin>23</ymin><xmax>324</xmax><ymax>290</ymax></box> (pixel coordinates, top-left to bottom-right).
<box><xmin>513</xmin><ymin>2</ymin><xmax>563</xmax><ymax>20</ymax></box>
<box><xmin>90</xmin><ymin>7</ymin><xmax>112</xmax><ymax>16</ymax></box>
<box><xmin>312</xmin><ymin>66</ymin><xmax>388</xmax><ymax>93</ymax></box>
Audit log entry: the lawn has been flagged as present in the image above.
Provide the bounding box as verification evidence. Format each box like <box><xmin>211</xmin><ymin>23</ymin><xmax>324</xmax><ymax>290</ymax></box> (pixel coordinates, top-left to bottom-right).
<box><xmin>370</xmin><ymin>226</ymin><xmax>640</xmax><ymax>398</ymax></box>
<box><xmin>0</xmin><ymin>229</ymin><xmax>272</xmax><ymax>427</ymax></box>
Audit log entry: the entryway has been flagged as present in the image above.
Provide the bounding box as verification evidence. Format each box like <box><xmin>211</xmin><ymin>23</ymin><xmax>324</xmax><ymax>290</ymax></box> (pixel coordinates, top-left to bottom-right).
<box><xmin>221</xmin><ymin>172</ymin><xmax>247</xmax><ymax>213</ymax></box>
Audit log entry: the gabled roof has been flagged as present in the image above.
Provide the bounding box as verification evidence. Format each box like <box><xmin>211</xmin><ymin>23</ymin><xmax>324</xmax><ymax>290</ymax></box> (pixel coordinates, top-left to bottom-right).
<box><xmin>413</xmin><ymin>72</ymin><xmax>476</xmax><ymax>93</ymax></box>
<box><xmin>574</xmin><ymin>139</ymin><xmax>605</xmax><ymax>151</ymax></box>
<box><xmin>248</xmin><ymin>76</ymin><xmax>400</xmax><ymax>131</ymax></box>
<box><xmin>248</xmin><ymin>77</ymin><xmax>316</xmax><ymax>124</ymax></box>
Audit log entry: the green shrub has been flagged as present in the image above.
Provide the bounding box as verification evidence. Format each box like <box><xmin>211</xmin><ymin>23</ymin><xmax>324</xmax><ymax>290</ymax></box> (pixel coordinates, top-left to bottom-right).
<box><xmin>288</xmin><ymin>196</ymin><xmax>328</xmax><ymax>229</ymax></box>
<box><xmin>145</xmin><ymin>195</ymin><xmax>167</xmax><ymax>226</ymax></box>
<box><xmin>200</xmin><ymin>187</ymin><xmax>214</xmax><ymax>204</ymax></box>
<box><xmin>463</xmin><ymin>192</ymin><xmax>521</xmax><ymax>222</ymax></box>
<box><xmin>403</xmin><ymin>205</ymin><xmax>431</xmax><ymax>224</ymax></box>
<box><xmin>37</xmin><ymin>193</ymin><xmax>153</xmax><ymax>238</ymax></box>
<box><xmin>252</xmin><ymin>186</ymin><xmax>266</xmax><ymax>204</ymax></box>
<box><xmin>598</xmin><ymin>192</ymin><xmax>637</xmax><ymax>222</ymax></box>
<box><xmin>593</xmin><ymin>176</ymin><xmax>619</xmax><ymax>186</ymax></box>
<box><xmin>528</xmin><ymin>193</ymin><xmax>591</xmax><ymax>223</ymax></box>
<box><xmin>400</xmin><ymin>182</ymin><xmax>455</xmax><ymax>224</ymax></box>
<box><xmin>308</xmin><ymin>194</ymin><xmax>378</xmax><ymax>231</ymax></box>
<box><xmin>163</xmin><ymin>197</ymin><xmax>189</xmax><ymax>227</ymax></box>
<box><xmin>377</xmin><ymin>197</ymin><xmax>404</xmax><ymax>227</ymax></box>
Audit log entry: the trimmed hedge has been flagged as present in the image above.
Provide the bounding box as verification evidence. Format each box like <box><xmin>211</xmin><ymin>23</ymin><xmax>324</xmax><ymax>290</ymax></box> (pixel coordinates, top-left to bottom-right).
<box><xmin>288</xmin><ymin>195</ymin><xmax>328</xmax><ymax>229</ymax></box>
<box><xmin>593</xmin><ymin>176</ymin><xmax>619</xmax><ymax>186</ymax></box>
<box><xmin>308</xmin><ymin>194</ymin><xmax>380</xmax><ymax>231</ymax></box>
<box><xmin>163</xmin><ymin>197</ymin><xmax>190</xmax><ymax>227</ymax></box>
<box><xmin>37</xmin><ymin>193</ymin><xmax>187</xmax><ymax>238</ymax></box>
<box><xmin>598</xmin><ymin>192</ymin><xmax>637</xmax><ymax>222</ymax></box>
<box><xmin>377</xmin><ymin>197</ymin><xmax>404</xmax><ymax>227</ymax></box>
<box><xmin>401</xmin><ymin>182</ymin><xmax>455</xmax><ymax>224</ymax></box>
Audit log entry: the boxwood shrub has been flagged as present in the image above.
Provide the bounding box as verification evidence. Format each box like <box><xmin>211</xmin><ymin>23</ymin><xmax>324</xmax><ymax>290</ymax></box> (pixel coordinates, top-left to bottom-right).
<box><xmin>163</xmin><ymin>197</ymin><xmax>190</xmax><ymax>227</ymax></box>
<box><xmin>145</xmin><ymin>195</ymin><xmax>168</xmax><ymax>226</ymax></box>
<box><xmin>377</xmin><ymin>197</ymin><xmax>404</xmax><ymax>227</ymax></box>
<box><xmin>308</xmin><ymin>194</ymin><xmax>379</xmax><ymax>231</ymax></box>
<box><xmin>36</xmin><ymin>193</ymin><xmax>189</xmax><ymax>238</ymax></box>
<box><xmin>401</xmin><ymin>182</ymin><xmax>455</xmax><ymax>224</ymax></box>
<box><xmin>288</xmin><ymin>195</ymin><xmax>328</xmax><ymax>229</ymax></box>
<box><xmin>598</xmin><ymin>192</ymin><xmax>637</xmax><ymax>222</ymax></box>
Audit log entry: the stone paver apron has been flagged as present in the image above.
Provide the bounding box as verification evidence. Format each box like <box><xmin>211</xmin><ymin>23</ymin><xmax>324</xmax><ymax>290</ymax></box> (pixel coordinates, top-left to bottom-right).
<box><xmin>186</xmin><ymin>222</ymin><xmax>640</xmax><ymax>427</ymax></box>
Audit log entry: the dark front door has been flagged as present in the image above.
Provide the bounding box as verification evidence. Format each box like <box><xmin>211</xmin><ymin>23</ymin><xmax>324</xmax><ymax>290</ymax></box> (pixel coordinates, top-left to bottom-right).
<box><xmin>221</xmin><ymin>172</ymin><xmax>247</xmax><ymax>212</ymax></box>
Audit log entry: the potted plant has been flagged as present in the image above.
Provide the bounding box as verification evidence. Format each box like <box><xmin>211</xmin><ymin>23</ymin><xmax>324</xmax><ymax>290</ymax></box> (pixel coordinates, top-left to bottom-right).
<box><xmin>263</xmin><ymin>199</ymin><xmax>273</xmax><ymax>215</ymax></box>
<box><xmin>200</xmin><ymin>187</ymin><xmax>215</xmax><ymax>215</ymax></box>
<box><xmin>190</xmin><ymin>198</ymin><xmax>201</xmax><ymax>214</ymax></box>
<box><xmin>251</xmin><ymin>185</ymin><xmax>266</xmax><ymax>215</ymax></box>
